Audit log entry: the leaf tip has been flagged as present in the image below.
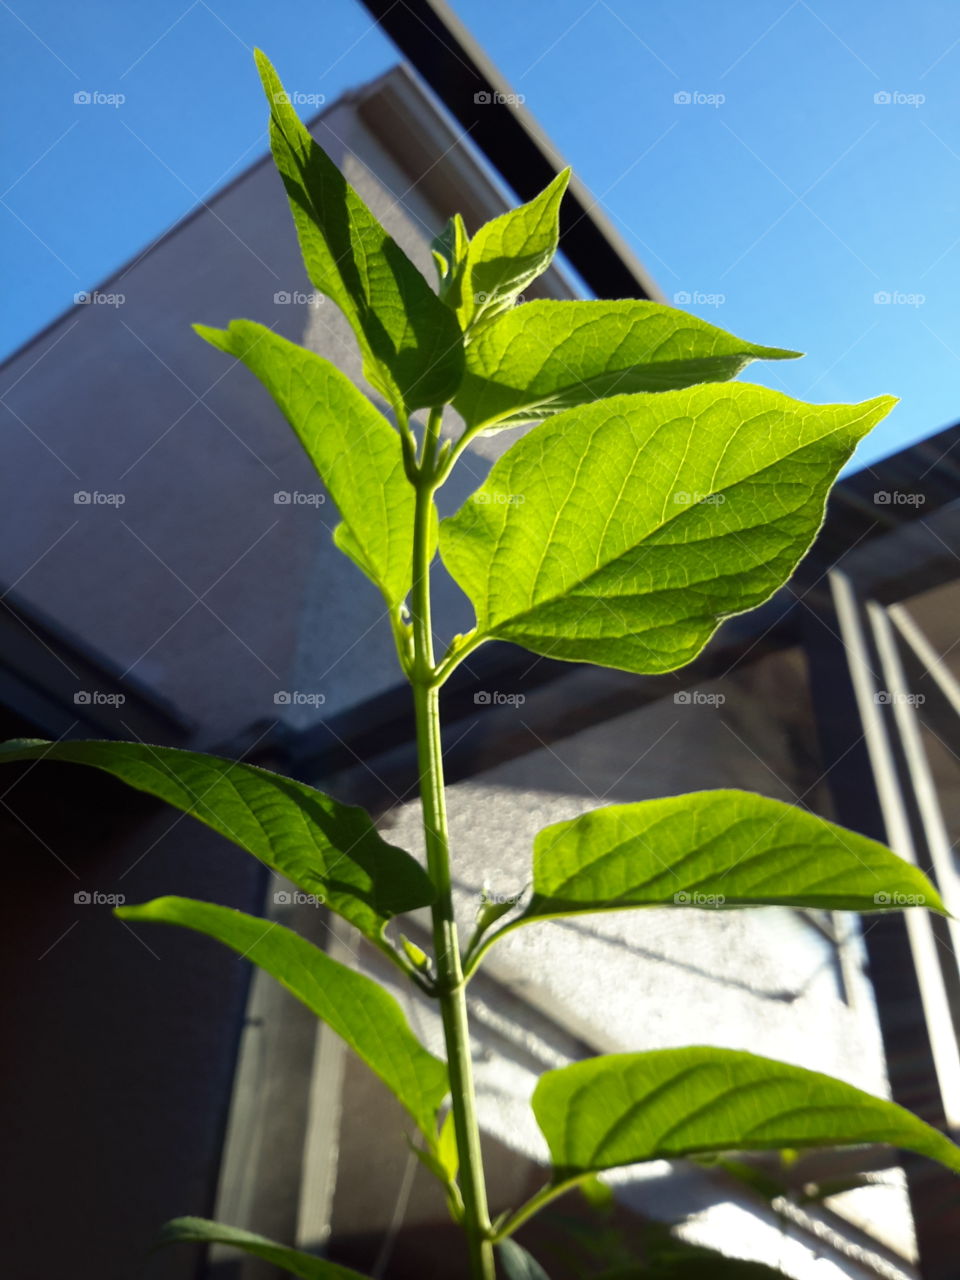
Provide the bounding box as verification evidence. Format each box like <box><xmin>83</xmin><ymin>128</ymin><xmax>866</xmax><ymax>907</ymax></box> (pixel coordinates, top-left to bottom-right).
<box><xmin>192</xmin><ymin>322</ymin><xmax>232</xmax><ymax>353</ymax></box>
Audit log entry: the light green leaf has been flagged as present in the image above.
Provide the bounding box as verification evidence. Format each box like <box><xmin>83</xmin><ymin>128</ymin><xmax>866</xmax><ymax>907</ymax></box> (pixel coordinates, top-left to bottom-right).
<box><xmin>119</xmin><ymin>897</ymin><xmax>448</xmax><ymax>1138</ymax></box>
<box><xmin>519</xmin><ymin>789</ymin><xmax>944</xmax><ymax>922</ymax></box>
<box><xmin>155</xmin><ymin>1216</ymin><xmax>370</xmax><ymax>1278</ymax></box>
<box><xmin>440</xmin><ymin>385</ymin><xmax>895</xmax><ymax>675</ymax></box>
<box><xmin>533</xmin><ymin>1047</ymin><xmax>960</xmax><ymax>1186</ymax></box>
<box><xmin>254</xmin><ymin>50</ymin><xmax>463</xmax><ymax>411</ymax></box>
<box><xmin>497</xmin><ymin>1239</ymin><xmax>552</xmax><ymax>1279</ymax></box>
<box><xmin>195</xmin><ymin>319</ymin><xmax>425</xmax><ymax>607</ymax></box>
<box><xmin>454</xmin><ymin>300</ymin><xmax>800</xmax><ymax>432</ymax></box>
<box><xmin>432</xmin><ymin>212</ymin><xmax>469</xmax><ymax>306</ymax></box>
<box><xmin>458</xmin><ymin>170</ymin><xmax>569</xmax><ymax>332</ymax></box>
<box><xmin>0</xmin><ymin>739</ymin><xmax>433</xmax><ymax>948</ymax></box>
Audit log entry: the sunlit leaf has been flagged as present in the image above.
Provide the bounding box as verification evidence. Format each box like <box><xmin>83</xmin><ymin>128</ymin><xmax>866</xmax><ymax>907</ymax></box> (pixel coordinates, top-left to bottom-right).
<box><xmin>441</xmin><ymin>385</ymin><xmax>895</xmax><ymax>675</ymax></box>
<box><xmin>455</xmin><ymin>300</ymin><xmax>799</xmax><ymax>432</ymax></box>
<box><xmin>533</xmin><ymin>1046</ymin><xmax>960</xmax><ymax>1185</ymax></box>
<box><xmin>458</xmin><ymin>171</ymin><xmax>569</xmax><ymax>332</ymax></box>
<box><xmin>255</xmin><ymin>50</ymin><xmax>463</xmax><ymax>411</ymax></box>
<box><xmin>515</xmin><ymin>789</ymin><xmax>944</xmax><ymax>923</ymax></box>
<box><xmin>196</xmin><ymin>320</ymin><xmax>432</xmax><ymax>606</ymax></box>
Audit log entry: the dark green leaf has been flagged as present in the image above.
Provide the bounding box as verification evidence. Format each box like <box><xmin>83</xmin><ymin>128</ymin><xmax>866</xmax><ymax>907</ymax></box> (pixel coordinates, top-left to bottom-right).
<box><xmin>497</xmin><ymin>1239</ymin><xmax>553</xmax><ymax>1279</ymax></box>
<box><xmin>440</xmin><ymin>385</ymin><xmax>895</xmax><ymax>675</ymax></box>
<box><xmin>454</xmin><ymin>300</ymin><xmax>800</xmax><ymax>432</ymax></box>
<box><xmin>118</xmin><ymin>897</ymin><xmax>448</xmax><ymax>1137</ymax></box>
<box><xmin>0</xmin><ymin>739</ymin><xmax>434</xmax><ymax>948</ymax></box>
<box><xmin>195</xmin><ymin>320</ymin><xmax>429</xmax><ymax>606</ymax></box>
<box><xmin>254</xmin><ymin>50</ymin><xmax>463</xmax><ymax>411</ymax></box>
<box><xmin>155</xmin><ymin>1216</ymin><xmax>370</xmax><ymax>1278</ymax></box>
<box><xmin>533</xmin><ymin>1047</ymin><xmax>960</xmax><ymax>1185</ymax></box>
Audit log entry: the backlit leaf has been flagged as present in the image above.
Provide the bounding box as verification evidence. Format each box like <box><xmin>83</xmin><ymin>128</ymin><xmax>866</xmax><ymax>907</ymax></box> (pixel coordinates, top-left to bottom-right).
<box><xmin>441</xmin><ymin>385</ymin><xmax>895</xmax><ymax>675</ymax></box>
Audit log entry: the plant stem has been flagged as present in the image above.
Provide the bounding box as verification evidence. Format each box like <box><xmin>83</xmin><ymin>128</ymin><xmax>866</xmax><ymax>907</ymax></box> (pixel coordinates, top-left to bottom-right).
<box><xmin>410</xmin><ymin>410</ymin><xmax>494</xmax><ymax>1280</ymax></box>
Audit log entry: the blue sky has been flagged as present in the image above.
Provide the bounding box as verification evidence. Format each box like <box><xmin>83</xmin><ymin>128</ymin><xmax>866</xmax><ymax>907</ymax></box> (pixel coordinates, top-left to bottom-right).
<box><xmin>3</xmin><ymin>0</ymin><xmax>959</xmax><ymax>470</ymax></box>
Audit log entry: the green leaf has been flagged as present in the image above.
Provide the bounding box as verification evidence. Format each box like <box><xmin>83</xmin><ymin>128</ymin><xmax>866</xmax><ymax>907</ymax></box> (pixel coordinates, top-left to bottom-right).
<box><xmin>254</xmin><ymin>50</ymin><xmax>463</xmax><ymax>412</ymax></box>
<box><xmin>155</xmin><ymin>1216</ymin><xmax>370</xmax><ymax>1278</ymax></box>
<box><xmin>0</xmin><ymin>739</ymin><xmax>433</xmax><ymax>949</ymax></box>
<box><xmin>517</xmin><ymin>789</ymin><xmax>945</xmax><ymax>923</ymax></box>
<box><xmin>432</xmin><ymin>212</ymin><xmax>469</xmax><ymax>305</ymax></box>
<box><xmin>532</xmin><ymin>1046</ymin><xmax>960</xmax><ymax>1187</ymax></box>
<box><xmin>195</xmin><ymin>319</ymin><xmax>427</xmax><ymax>607</ymax></box>
<box><xmin>118</xmin><ymin>897</ymin><xmax>448</xmax><ymax>1137</ymax></box>
<box><xmin>440</xmin><ymin>385</ymin><xmax>895</xmax><ymax>675</ymax></box>
<box><xmin>497</xmin><ymin>1239</ymin><xmax>553</xmax><ymax>1279</ymax></box>
<box><xmin>454</xmin><ymin>300</ymin><xmax>801</xmax><ymax>433</ymax></box>
<box><xmin>458</xmin><ymin>170</ymin><xmax>569</xmax><ymax>332</ymax></box>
